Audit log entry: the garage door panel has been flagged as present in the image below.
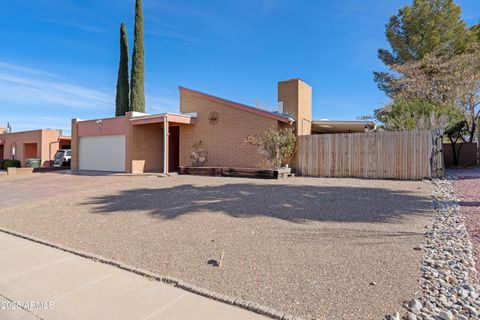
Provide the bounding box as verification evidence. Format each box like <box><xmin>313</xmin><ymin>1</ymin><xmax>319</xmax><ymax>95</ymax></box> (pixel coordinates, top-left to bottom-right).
<box><xmin>79</xmin><ymin>135</ymin><xmax>125</xmax><ymax>172</ymax></box>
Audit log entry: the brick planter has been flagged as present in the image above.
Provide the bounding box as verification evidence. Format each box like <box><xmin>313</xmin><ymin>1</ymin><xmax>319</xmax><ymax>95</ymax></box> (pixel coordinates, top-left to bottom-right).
<box><xmin>7</xmin><ymin>167</ymin><xmax>34</xmax><ymax>176</ymax></box>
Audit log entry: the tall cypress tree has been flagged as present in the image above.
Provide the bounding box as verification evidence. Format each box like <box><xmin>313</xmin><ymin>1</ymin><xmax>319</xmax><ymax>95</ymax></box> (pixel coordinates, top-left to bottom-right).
<box><xmin>115</xmin><ymin>23</ymin><xmax>130</xmax><ymax>116</ymax></box>
<box><xmin>130</xmin><ymin>0</ymin><xmax>145</xmax><ymax>113</ymax></box>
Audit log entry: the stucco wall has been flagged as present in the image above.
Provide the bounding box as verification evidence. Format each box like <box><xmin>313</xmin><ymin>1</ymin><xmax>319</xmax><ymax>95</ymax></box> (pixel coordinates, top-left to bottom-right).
<box><xmin>73</xmin><ymin>116</ymin><xmax>128</xmax><ymax>171</ymax></box>
<box><xmin>42</xmin><ymin>130</ymin><xmax>62</xmax><ymax>167</ymax></box>
<box><xmin>0</xmin><ymin>129</ymin><xmax>65</xmax><ymax>167</ymax></box>
<box><xmin>77</xmin><ymin>117</ymin><xmax>127</xmax><ymax>137</ymax></box>
<box><xmin>179</xmin><ymin>91</ymin><xmax>282</xmax><ymax>168</ymax></box>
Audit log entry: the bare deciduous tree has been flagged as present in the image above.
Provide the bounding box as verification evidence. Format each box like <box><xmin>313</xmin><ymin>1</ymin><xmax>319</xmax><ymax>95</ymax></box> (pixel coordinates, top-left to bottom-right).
<box><xmin>191</xmin><ymin>141</ymin><xmax>207</xmax><ymax>167</ymax></box>
<box><xmin>246</xmin><ymin>127</ymin><xmax>296</xmax><ymax>169</ymax></box>
<box><xmin>390</xmin><ymin>47</ymin><xmax>480</xmax><ymax>141</ymax></box>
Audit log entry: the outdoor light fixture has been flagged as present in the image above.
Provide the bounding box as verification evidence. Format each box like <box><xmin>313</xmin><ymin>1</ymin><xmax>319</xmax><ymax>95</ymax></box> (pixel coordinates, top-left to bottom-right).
<box><xmin>96</xmin><ymin>119</ymin><xmax>103</xmax><ymax>132</ymax></box>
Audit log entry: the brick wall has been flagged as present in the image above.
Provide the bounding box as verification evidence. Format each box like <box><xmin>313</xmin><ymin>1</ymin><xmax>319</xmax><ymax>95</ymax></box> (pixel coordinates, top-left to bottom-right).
<box><xmin>278</xmin><ymin>79</ymin><xmax>313</xmax><ymax>168</ymax></box>
<box><xmin>132</xmin><ymin>123</ymin><xmax>164</xmax><ymax>172</ymax></box>
<box><xmin>179</xmin><ymin>92</ymin><xmax>282</xmax><ymax>168</ymax></box>
<box><xmin>278</xmin><ymin>79</ymin><xmax>312</xmax><ymax>135</ymax></box>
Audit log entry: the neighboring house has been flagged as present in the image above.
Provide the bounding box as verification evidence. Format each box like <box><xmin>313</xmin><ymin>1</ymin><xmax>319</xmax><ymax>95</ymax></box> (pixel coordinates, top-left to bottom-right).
<box><xmin>71</xmin><ymin>78</ymin><xmax>375</xmax><ymax>173</ymax></box>
<box><xmin>0</xmin><ymin>129</ymin><xmax>71</xmax><ymax>167</ymax></box>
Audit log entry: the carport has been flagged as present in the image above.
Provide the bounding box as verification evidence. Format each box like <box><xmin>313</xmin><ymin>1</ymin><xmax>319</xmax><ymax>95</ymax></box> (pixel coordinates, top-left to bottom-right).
<box><xmin>129</xmin><ymin>113</ymin><xmax>196</xmax><ymax>174</ymax></box>
<box><xmin>73</xmin><ymin>112</ymin><xmax>196</xmax><ymax>174</ymax></box>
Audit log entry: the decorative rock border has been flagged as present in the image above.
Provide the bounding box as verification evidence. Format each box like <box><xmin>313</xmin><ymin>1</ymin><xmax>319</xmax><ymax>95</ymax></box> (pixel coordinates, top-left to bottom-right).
<box><xmin>0</xmin><ymin>227</ymin><xmax>301</xmax><ymax>320</ymax></box>
<box><xmin>387</xmin><ymin>177</ymin><xmax>480</xmax><ymax>320</ymax></box>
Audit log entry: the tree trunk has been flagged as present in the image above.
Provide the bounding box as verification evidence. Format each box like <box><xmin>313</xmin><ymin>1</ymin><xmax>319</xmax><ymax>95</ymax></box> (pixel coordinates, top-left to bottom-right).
<box><xmin>448</xmin><ymin>134</ymin><xmax>460</xmax><ymax>166</ymax></box>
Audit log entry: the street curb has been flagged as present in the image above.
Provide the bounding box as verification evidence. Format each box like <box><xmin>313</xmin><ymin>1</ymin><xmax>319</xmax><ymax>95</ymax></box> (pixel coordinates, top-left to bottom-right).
<box><xmin>0</xmin><ymin>227</ymin><xmax>301</xmax><ymax>320</ymax></box>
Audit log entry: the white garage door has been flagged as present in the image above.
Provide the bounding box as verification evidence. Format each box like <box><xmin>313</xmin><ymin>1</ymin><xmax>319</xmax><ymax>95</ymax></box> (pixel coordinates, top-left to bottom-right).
<box><xmin>79</xmin><ymin>135</ymin><xmax>125</xmax><ymax>172</ymax></box>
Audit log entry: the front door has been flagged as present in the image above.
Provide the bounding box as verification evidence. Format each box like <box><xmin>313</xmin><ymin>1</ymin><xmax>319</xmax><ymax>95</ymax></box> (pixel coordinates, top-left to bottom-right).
<box><xmin>169</xmin><ymin>126</ymin><xmax>180</xmax><ymax>172</ymax></box>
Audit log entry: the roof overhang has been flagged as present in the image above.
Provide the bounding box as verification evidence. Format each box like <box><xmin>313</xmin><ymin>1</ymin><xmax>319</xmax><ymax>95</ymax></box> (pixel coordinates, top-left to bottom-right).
<box><xmin>130</xmin><ymin>113</ymin><xmax>197</xmax><ymax>126</ymax></box>
<box><xmin>312</xmin><ymin>120</ymin><xmax>376</xmax><ymax>133</ymax></box>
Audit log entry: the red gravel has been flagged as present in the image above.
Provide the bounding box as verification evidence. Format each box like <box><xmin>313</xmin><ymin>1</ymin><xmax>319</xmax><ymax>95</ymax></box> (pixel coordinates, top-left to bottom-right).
<box><xmin>452</xmin><ymin>172</ymin><xmax>480</xmax><ymax>272</ymax></box>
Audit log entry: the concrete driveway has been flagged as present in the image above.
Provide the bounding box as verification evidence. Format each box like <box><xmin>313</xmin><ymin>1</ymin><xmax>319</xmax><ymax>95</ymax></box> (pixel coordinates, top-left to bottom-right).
<box><xmin>0</xmin><ymin>171</ymin><xmax>146</xmax><ymax>209</ymax></box>
<box><xmin>0</xmin><ymin>173</ymin><xmax>434</xmax><ymax>319</ymax></box>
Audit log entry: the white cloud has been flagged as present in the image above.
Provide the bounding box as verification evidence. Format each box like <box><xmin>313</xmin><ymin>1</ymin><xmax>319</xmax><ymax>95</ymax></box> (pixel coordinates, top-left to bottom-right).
<box><xmin>0</xmin><ymin>61</ymin><xmax>181</xmax><ymax>134</ymax></box>
<box><xmin>0</xmin><ymin>61</ymin><xmax>113</xmax><ymax>110</ymax></box>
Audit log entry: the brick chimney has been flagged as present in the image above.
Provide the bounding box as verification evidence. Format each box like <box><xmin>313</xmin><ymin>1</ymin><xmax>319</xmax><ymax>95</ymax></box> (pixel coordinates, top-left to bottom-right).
<box><xmin>277</xmin><ymin>78</ymin><xmax>312</xmax><ymax>135</ymax></box>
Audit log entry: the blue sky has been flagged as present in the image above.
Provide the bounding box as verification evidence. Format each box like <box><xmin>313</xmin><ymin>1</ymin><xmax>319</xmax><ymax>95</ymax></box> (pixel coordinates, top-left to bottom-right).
<box><xmin>1</xmin><ymin>0</ymin><xmax>479</xmax><ymax>135</ymax></box>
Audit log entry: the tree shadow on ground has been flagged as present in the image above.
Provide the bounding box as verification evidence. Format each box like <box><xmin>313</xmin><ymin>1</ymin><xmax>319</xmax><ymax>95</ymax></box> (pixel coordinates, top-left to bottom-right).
<box><xmin>459</xmin><ymin>201</ymin><xmax>480</xmax><ymax>208</ymax></box>
<box><xmin>84</xmin><ymin>183</ymin><xmax>432</xmax><ymax>223</ymax></box>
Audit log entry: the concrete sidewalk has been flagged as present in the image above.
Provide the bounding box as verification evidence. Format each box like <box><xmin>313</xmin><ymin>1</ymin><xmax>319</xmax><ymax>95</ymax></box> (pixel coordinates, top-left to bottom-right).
<box><xmin>0</xmin><ymin>232</ymin><xmax>268</xmax><ymax>320</ymax></box>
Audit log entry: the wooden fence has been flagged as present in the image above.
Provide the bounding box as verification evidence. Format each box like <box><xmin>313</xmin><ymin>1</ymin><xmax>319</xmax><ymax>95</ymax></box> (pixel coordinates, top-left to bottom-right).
<box><xmin>297</xmin><ymin>130</ymin><xmax>444</xmax><ymax>180</ymax></box>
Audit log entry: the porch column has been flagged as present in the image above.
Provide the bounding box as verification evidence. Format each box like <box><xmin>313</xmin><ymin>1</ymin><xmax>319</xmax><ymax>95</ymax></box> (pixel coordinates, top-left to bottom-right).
<box><xmin>164</xmin><ymin>116</ymin><xmax>169</xmax><ymax>175</ymax></box>
<box><xmin>71</xmin><ymin>118</ymin><xmax>79</xmax><ymax>170</ymax></box>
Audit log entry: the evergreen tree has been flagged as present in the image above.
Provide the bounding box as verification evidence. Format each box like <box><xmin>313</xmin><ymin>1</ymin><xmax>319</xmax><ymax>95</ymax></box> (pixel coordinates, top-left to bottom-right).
<box><xmin>374</xmin><ymin>0</ymin><xmax>472</xmax><ymax>97</ymax></box>
<box><xmin>130</xmin><ymin>0</ymin><xmax>145</xmax><ymax>113</ymax></box>
<box><xmin>115</xmin><ymin>23</ymin><xmax>130</xmax><ymax>116</ymax></box>
<box><xmin>471</xmin><ymin>24</ymin><xmax>480</xmax><ymax>42</ymax></box>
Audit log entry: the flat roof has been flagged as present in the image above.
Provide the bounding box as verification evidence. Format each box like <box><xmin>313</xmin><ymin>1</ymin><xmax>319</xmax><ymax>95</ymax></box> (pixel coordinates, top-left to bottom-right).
<box><xmin>0</xmin><ymin>128</ymin><xmax>64</xmax><ymax>135</ymax></box>
<box><xmin>312</xmin><ymin>119</ymin><xmax>376</xmax><ymax>133</ymax></box>
<box><xmin>130</xmin><ymin>112</ymin><xmax>196</xmax><ymax>126</ymax></box>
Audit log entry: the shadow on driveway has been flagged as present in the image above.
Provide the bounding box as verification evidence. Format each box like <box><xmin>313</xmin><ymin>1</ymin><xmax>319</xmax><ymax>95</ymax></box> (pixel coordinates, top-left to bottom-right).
<box><xmin>84</xmin><ymin>183</ymin><xmax>431</xmax><ymax>223</ymax></box>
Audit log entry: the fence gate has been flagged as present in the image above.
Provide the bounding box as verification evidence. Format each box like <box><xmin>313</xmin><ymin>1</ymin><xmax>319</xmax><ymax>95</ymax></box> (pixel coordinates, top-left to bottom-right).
<box><xmin>297</xmin><ymin>130</ymin><xmax>444</xmax><ymax>180</ymax></box>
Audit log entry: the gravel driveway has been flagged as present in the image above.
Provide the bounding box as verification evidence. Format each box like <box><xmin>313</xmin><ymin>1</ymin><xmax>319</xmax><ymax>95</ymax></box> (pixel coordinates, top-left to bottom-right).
<box><xmin>0</xmin><ymin>173</ymin><xmax>433</xmax><ymax>320</ymax></box>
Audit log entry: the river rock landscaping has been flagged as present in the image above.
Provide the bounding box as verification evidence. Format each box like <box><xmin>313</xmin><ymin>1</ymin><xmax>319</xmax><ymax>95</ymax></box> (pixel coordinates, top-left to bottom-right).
<box><xmin>452</xmin><ymin>169</ymin><xmax>480</xmax><ymax>275</ymax></box>
<box><xmin>389</xmin><ymin>175</ymin><xmax>480</xmax><ymax>320</ymax></box>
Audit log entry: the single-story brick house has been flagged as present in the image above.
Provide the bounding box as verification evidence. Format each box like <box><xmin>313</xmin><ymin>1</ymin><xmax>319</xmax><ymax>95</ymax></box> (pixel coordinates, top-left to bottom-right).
<box><xmin>71</xmin><ymin>78</ymin><xmax>374</xmax><ymax>173</ymax></box>
<box><xmin>0</xmin><ymin>128</ymin><xmax>71</xmax><ymax>167</ymax></box>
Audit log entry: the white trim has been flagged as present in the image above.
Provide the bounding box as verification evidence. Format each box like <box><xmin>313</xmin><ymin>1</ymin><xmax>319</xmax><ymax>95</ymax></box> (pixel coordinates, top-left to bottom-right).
<box><xmin>163</xmin><ymin>116</ymin><xmax>168</xmax><ymax>175</ymax></box>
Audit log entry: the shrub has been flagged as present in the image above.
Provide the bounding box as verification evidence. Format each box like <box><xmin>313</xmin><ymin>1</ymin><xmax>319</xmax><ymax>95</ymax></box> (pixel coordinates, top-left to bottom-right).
<box><xmin>191</xmin><ymin>141</ymin><xmax>207</xmax><ymax>167</ymax></box>
<box><xmin>246</xmin><ymin>127</ymin><xmax>296</xmax><ymax>169</ymax></box>
<box><xmin>3</xmin><ymin>160</ymin><xmax>21</xmax><ymax>169</ymax></box>
<box><xmin>0</xmin><ymin>160</ymin><xmax>4</xmax><ymax>170</ymax></box>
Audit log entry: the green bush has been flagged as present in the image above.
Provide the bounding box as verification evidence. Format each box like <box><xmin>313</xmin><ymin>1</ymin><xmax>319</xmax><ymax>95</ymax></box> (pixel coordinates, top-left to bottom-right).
<box><xmin>0</xmin><ymin>160</ymin><xmax>4</xmax><ymax>170</ymax></box>
<box><xmin>3</xmin><ymin>160</ymin><xmax>21</xmax><ymax>169</ymax></box>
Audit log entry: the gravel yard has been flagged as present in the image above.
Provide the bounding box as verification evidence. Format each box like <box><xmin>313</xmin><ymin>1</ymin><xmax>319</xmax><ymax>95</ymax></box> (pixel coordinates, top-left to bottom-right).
<box><xmin>391</xmin><ymin>177</ymin><xmax>480</xmax><ymax>320</ymax></box>
<box><xmin>451</xmin><ymin>168</ymin><xmax>480</xmax><ymax>273</ymax></box>
<box><xmin>0</xmin><ymin>173</ymin><xmax>434</xmax><ymax>320</ymax></box>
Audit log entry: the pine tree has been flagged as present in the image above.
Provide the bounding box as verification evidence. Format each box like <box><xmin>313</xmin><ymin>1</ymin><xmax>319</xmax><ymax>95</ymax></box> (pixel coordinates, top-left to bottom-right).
<box><xmin>374</xmin><ymin>0</ymin><xmax>472</xmax><ymax>97</ymax></box>
<box><xmin>115</xmin><ymin>23</ymin><xmax>130</xmax><ymax>116</ymax></box>
<box><xmin>130</xmin><ymin>0</ymin><xmax>145</xmax><ymax>113</ymax></box>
